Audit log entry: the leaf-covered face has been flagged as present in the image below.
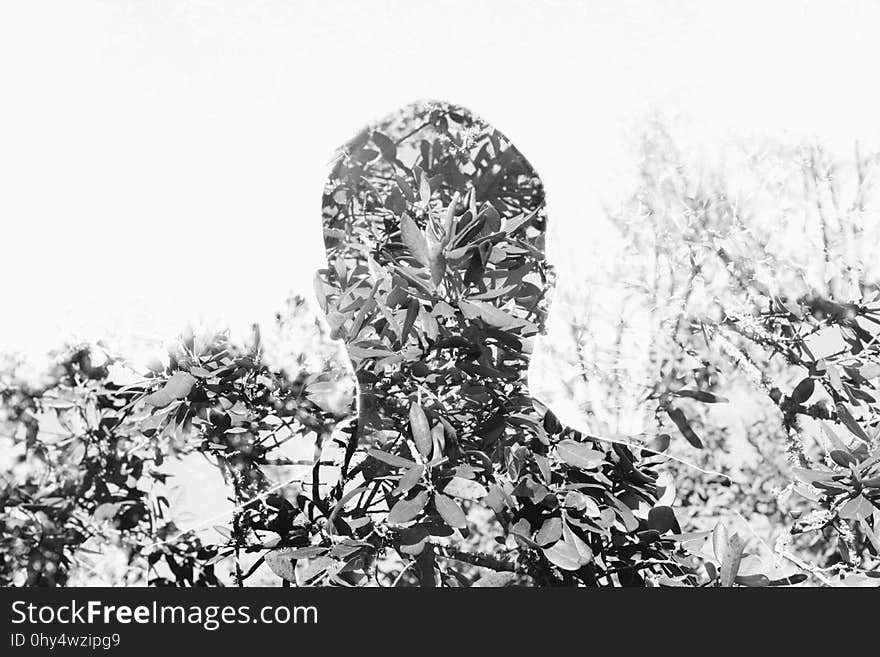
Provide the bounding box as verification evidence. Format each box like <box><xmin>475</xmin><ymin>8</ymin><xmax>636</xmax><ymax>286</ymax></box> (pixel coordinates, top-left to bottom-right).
<box><xmin>317</xmin><ymin>102</ymin><xmax>550</xmax><ymax>386</ymax></box>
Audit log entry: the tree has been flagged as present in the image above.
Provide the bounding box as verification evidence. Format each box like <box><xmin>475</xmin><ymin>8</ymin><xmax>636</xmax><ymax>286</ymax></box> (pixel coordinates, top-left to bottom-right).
<box><xmin>5</xmin><ymin>104</ymin><xmax>853</xmax><ymax>587</ymax></box>
<box><xmin>561</xmin><ymin>121</ymin><xmax>880</xmax><ymax>586</ymax></box>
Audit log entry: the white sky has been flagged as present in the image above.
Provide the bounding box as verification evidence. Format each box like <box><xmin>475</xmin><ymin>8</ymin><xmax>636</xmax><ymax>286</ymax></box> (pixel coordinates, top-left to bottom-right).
<box><xmin>3</xmin><ymin>0</ymin><xmax>880</xmax><ymax>366</ymax></box>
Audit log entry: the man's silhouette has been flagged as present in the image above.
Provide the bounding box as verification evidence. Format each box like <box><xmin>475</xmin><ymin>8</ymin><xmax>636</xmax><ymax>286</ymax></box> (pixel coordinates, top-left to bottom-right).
<box><xmin>313</xmin><ymin>101</ymin><xmax>671</xmax><ymax>586</ymax></box>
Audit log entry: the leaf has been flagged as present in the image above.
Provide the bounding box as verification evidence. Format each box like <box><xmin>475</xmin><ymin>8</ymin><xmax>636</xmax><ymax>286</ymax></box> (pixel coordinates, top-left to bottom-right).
<box><xmin>734</xmin><ymin>574</ymin><xmax>770</xmax><ymax>587</ymax></box>
<box><xmin>367</xmin><ymin>448</ymin><xmax>416</xmax><ymax>469</ymax></box>
<box><xmin>609</xmin><ymin>495</ymin><xmax>639</xmax><ymax>532</ymax></box>
<box><xmin>265</xmin><ymin>549</ymin><xmax>301</xmax><ymax>583</ymax></box>
<box><xmin>860</xmin><ymin>517</ymin><xmax>880</xmax><ymax>554</ymax></box>
<box><xmin>329</xmin><ymin>541</ymin><xmax>364</xmax><ymax>559</ymax></box>
<box><xmin>353</xmin><ymin>148</ymin><xmax>379</xmax><ymax>164</ymax></box>
<box><xmin>791</xmin><ymin>467</ymin><xmax>835</xmax><ymax>485</ymax></box>
<box><xmin>704</xmin><ymin>561</ymin><xmax>718</xmax><ymax>582</ymax></box>
<box><xmin>534</xmin><ymin>454</ymin><xmax>552</xmax><ymax>484</ymax></box>
<box><xmin>67</xmin><ymin>439</ymin><xmax>86</xmax><ymax>464</ymax></box>
<box><xmin>510</xmin><ymin>476</ymin><xmax>550</xmax><ymax>504</ymax></box>
<box><xmin>712</xmin><ymin>523</ymin><xmax>729</xmax><ymax>563</ymax></box>
<box><xmin>144</xmin><ymin>371</ymin><xmax>196</xmax><ymax>407</ymax></box>
<box><xmin>543</xmin><ymin>540</ymin><xmax>581</xmax><ymax>571</ymax></box>
<box><xmin>656</xmin><ymin>577</ymin><xmax>688</xmax><ymax>587</ymax></box>
<box><xmin>395</xmin><ymin>175</ymin><xmax>415</xmax><ymax>202</ymax></box>
<box><xmin>427</xmin><ymin>246</ymin><xmax>446</xmax><ymax>285</ymax></box>
<box><xmin>790</xmin><ymin>378</ymin><xmax>815</xmax><ymax>404</ymax></box>
<box><xmin>419</xmin><ymin>306</ymin><xmax>440</xmax><ymax>340</ymax></box>
<box><xmin>328</xmin><ymin>487</ymin><xmax>367</xmax><ymax>533</ymax></box>
<box><xmin>418</xmin><ymin>171</ymin><xmax>431</xmax><ymax>205</ymax></box>
<box><xmin>511</xmin><ymin>518</ymin><xmax>540</xmax><ymax>548</ymax></box>
<box><xmin>536</xmin><ymin>517</ymin><xmax>563</xmax><ymax>546</ymax></box>
<box><xmin>830</xmin><ymin>450</ymin><xmax>856</xmax><ymax>468</ymax></box>
<box><xmin>472</xmin><ymin>572</ymin><xmax>519</xmax><ymax>587</ymax></box>
<box><xmin>666</xmin><ymin>407</ymin><xmax>703</xmax><ymax>448</ymax></box>
<box><xmin>399</xmin><ymin>538</ymin><xmax>427</xmax><ymax>556</ymax></box>
<box><xmin>300</xmin><ymin>556</ymin><xmax>334</xmax><ymax>584</ymax></box>
<box><xmin>400</xmin><ymin>214</ymin><xmax>430</xmax><ymax>267</ymax></box>
<box><xmin>442</xmin><ymin>193</ymin><xmax>459</xmax><ymax>241</ymax></box>
<box><xmin>385</xmin><ymin>184</ymin><xmax>406</xmax><ymax>216</ymax></box>
<box><xmin>821</xmin><ymin>422</ymin><xmax>851</xmax><ymax>452</ymax></box>
<box><xmin>481</xmin><ymin>203</ymin><xmax>502</xmax><ymax>233</ymax></box>
<box><xmin>400</xmin><ymin>298</ymin><xmax>420</xmax><ymax>344</ymax></box>
<box><xmin>768</xmin><ymin>573</ymin><xmax>808</xmax><ymax>586</ymax></box>
<box><xmin>647</xmin><ymin>506</ymin><xmax>681</xmax><ymax>534</ymax></box>
<box><xmin>400</xmin><ymin>521</ymin><xmax>453</xmax><ymax>550</ymax></box>
<box><xmin>393</xmin><ymin>466</ymin><xmax>424</xmax><ymax>496</ymax></box>
<box><xmin>92</xmin><ymin>502</ymin><xmax>121</xmax><ymax>522</ymax></box>
<box><xmin>469</xmin><ymin>285</ymin><xmax>519</xmax><ymax>301</ymax></box>
<box><xmin>827</xmin><ymin>363</ymin><xmax>844</xmax><ymax>393</ymax></box>
<box><xmin>645</xmin><ymin>433</ymin><xmax>671</xmax><ymax>453</ymax></box>
<box><xmin>409</xmin><ymin>402</ymin><xmax>433</xmax><ymax>458</ymax></box>
<box><xmin>838</xmin><ymin>495</ymin><xmax>873</xmax><ymax>521</ymax></box>
<box><xmin>165</xmin><ymin>371</ymin><xmax>197</xmax><ymax>397</ymax></box>
<box><xmin>430</xmin><ymin>423</ymin><xmax>446</xmax><ymax>459</ymax></box>
<box><xmin>562</xmin><ymin>522</ymin><xmax>594</xmax><ymax>565</ymax></box>
<box><xmin>458</xmin><ymin>300</ymin><xmax>523</xmax><ymax>330</ymax></box>
<box><xmin>719</xmin><ymin>533</ymin><xmax>746</xmax><ymax>587</ymax></box>
<box><xmin>442</xmin><ymin>476</ymin><xmax>488</xmax><ymax>501</ymax></box>
<box><xmin>556</xmin><ymin>439</ymin><xmax>604</xmax><ymax>469</ymax></box>
<box><xmin>484</xmin><ymin>484</ymin><xmax>511</xmax><ymax>513</ymax></box>
<box><xmin>836</xmin><ymin>403</ymin><xmax>871</xmax><ymax>443</ymax></box>
<box><xmin>387</xmin><ymin>491</ymin><xmax>429</xmax><ymax>524</ymax></box>
<box><xmin>673</xmin><ymin>390</ymin><xmax>729</xmax><ymax>403</ymax></box>
<box><xmin>372</xmin><ymin>131</ymin><xmax>397</xmax><ymax>161</ymax></box>
<box><xmin>502</xmin><ymin>209</ymin><xmax>538</xmax><ymax>236</ymax></box>
<box><xmin>655</xmin><ymin>471</ymin><xmax>676</xmax><ymax>506</ymax></box>
<box><xmin>434</xmin><ymin>493</ymin><xmax>467</xmax><ymax>528</ymax></box>
<box><xmin>563</xmin><ymin>491</ymin><xmax>588</xmax><ymax>513</ymax></box>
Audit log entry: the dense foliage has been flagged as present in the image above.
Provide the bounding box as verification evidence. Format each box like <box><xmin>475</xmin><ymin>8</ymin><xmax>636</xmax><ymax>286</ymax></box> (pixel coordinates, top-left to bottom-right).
<box><xmin>553</xmin><ymin>124</ymin><xmax>880</xmax><ymax>586</ymax></box>
<box><xmin>314</xmin><ymin>102</ymin><xmax>694</xmax><ymax>586</ymax></box>
<box><xmin>2</xmin><ymin>103</ymin><xmax>878</xmax><ymax>587</ymax></box>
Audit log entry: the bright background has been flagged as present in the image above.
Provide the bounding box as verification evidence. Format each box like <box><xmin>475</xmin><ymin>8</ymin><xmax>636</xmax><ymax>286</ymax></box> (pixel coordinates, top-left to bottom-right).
<box><xmin>2</xmin><ymin>0</ymin><xmax>880</xmax><ymax>367</ymax></box>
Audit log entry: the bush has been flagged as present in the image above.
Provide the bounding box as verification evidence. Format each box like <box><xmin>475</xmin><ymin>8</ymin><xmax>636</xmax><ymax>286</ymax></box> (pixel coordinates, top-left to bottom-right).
<box><xmin>5</xmin><ymin>104</ymin><xmax>877</xmax><ymax>587</ymax></box>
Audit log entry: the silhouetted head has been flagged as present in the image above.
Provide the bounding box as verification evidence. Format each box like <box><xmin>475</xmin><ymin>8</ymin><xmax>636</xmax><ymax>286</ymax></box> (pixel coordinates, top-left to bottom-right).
<box><xmin>316</xmin><ymin>101</ymin><xmax>550</xmax><ymax>427</ymax></box>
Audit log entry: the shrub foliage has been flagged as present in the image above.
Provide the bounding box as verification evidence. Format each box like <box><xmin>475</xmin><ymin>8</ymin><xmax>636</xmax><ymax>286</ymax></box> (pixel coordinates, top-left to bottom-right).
<box><xmin>3</xmin><ymin>103</ymin><xmax>878</xmax><ymax>587</ymax></box>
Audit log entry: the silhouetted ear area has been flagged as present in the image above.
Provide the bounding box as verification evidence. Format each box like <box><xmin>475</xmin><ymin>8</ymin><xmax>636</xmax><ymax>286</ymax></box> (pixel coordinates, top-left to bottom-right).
<box><xmin>316</xmin><ymin>100</ymin><xmax>550</xmax><ymax>367</ymax></box>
